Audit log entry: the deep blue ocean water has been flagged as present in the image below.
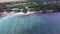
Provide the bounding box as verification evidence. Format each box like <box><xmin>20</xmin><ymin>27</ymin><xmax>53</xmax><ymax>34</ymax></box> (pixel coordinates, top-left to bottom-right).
<box><xmin>0</xmin><ymin>13</ymin><xmax>60</xmax><ymax>34</ymax></box>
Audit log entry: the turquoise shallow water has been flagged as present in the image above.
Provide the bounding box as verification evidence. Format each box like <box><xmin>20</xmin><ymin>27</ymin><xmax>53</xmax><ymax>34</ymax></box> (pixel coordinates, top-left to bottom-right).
<box><xmin>0</xmin><ymin>13</ymin><xmax>60</xmax><ymax>34</ymax></box>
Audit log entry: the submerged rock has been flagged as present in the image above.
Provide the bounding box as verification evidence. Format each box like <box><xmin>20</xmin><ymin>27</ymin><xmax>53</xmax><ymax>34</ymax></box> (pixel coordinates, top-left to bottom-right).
<box><xmin>0</xmin><ymin>13</ymin><xmax>60</xmax><ymax>34</ymax></box>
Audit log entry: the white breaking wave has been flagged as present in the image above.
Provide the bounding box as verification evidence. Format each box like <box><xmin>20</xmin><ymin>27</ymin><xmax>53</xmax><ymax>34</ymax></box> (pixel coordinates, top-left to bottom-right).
<box><xmin>12</xmin><ymin>12</ymin><xmax>36</xmax><ymax>16</ymax></box>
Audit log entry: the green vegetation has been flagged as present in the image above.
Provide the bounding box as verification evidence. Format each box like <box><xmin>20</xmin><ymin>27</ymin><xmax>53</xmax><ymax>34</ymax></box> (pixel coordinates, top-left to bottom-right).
<box><xmin>29</xmin><ymin>4</ymin><xmax>60</xmax><ymax>10</ymax></box>
<box><xmin>0</xmin><ymin>2</ymin><xmax>60</xmax><ymax>12</ymax></box>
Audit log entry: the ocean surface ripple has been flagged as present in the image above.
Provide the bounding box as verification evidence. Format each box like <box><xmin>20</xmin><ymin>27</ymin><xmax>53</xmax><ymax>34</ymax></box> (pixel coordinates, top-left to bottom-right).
<box><xmin>0</xmin><ymin>13</ymin><xmax>60</xmax><ymax>34</ymax></box>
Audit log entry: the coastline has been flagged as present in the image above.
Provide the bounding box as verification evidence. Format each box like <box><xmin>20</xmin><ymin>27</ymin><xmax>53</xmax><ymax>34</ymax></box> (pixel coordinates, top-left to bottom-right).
<box><xmin>0</xmin><ymin>10</ymin><xmax>60</xmax><ymax>17</ymax></box>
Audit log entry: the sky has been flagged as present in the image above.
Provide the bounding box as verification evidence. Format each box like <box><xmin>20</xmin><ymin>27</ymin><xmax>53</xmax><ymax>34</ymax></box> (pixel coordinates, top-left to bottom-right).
<box><xmin>0</xmin><ymin>0</ymin><xmax>27</xmax><ymax>3</ymax></box>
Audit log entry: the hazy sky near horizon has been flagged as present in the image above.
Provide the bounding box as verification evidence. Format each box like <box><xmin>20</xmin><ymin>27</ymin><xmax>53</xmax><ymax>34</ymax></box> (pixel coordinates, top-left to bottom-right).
<box><xmin>0</xmin><ymin>0</ymin><xmax>27</xmax><ymax>3</ymax></box>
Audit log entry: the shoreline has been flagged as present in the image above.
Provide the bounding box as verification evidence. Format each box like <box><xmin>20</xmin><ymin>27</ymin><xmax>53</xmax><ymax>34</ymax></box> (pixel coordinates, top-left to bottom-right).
<box><xmin>0</xmin><ymin>10</ymin><xmax>60</xmax><ymax>17</ymax></box>
<box><xmin>0</xmin><ymin>11</ymin><xmax>60</xmax><ymax>19</ymax></box>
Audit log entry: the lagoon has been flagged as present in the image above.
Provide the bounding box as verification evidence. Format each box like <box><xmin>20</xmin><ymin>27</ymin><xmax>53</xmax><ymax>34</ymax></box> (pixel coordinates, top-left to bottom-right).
<box><xmin>0</xmin><ymin>12</ymin><xmax>60</xmax><ymax>34</ymax></box>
